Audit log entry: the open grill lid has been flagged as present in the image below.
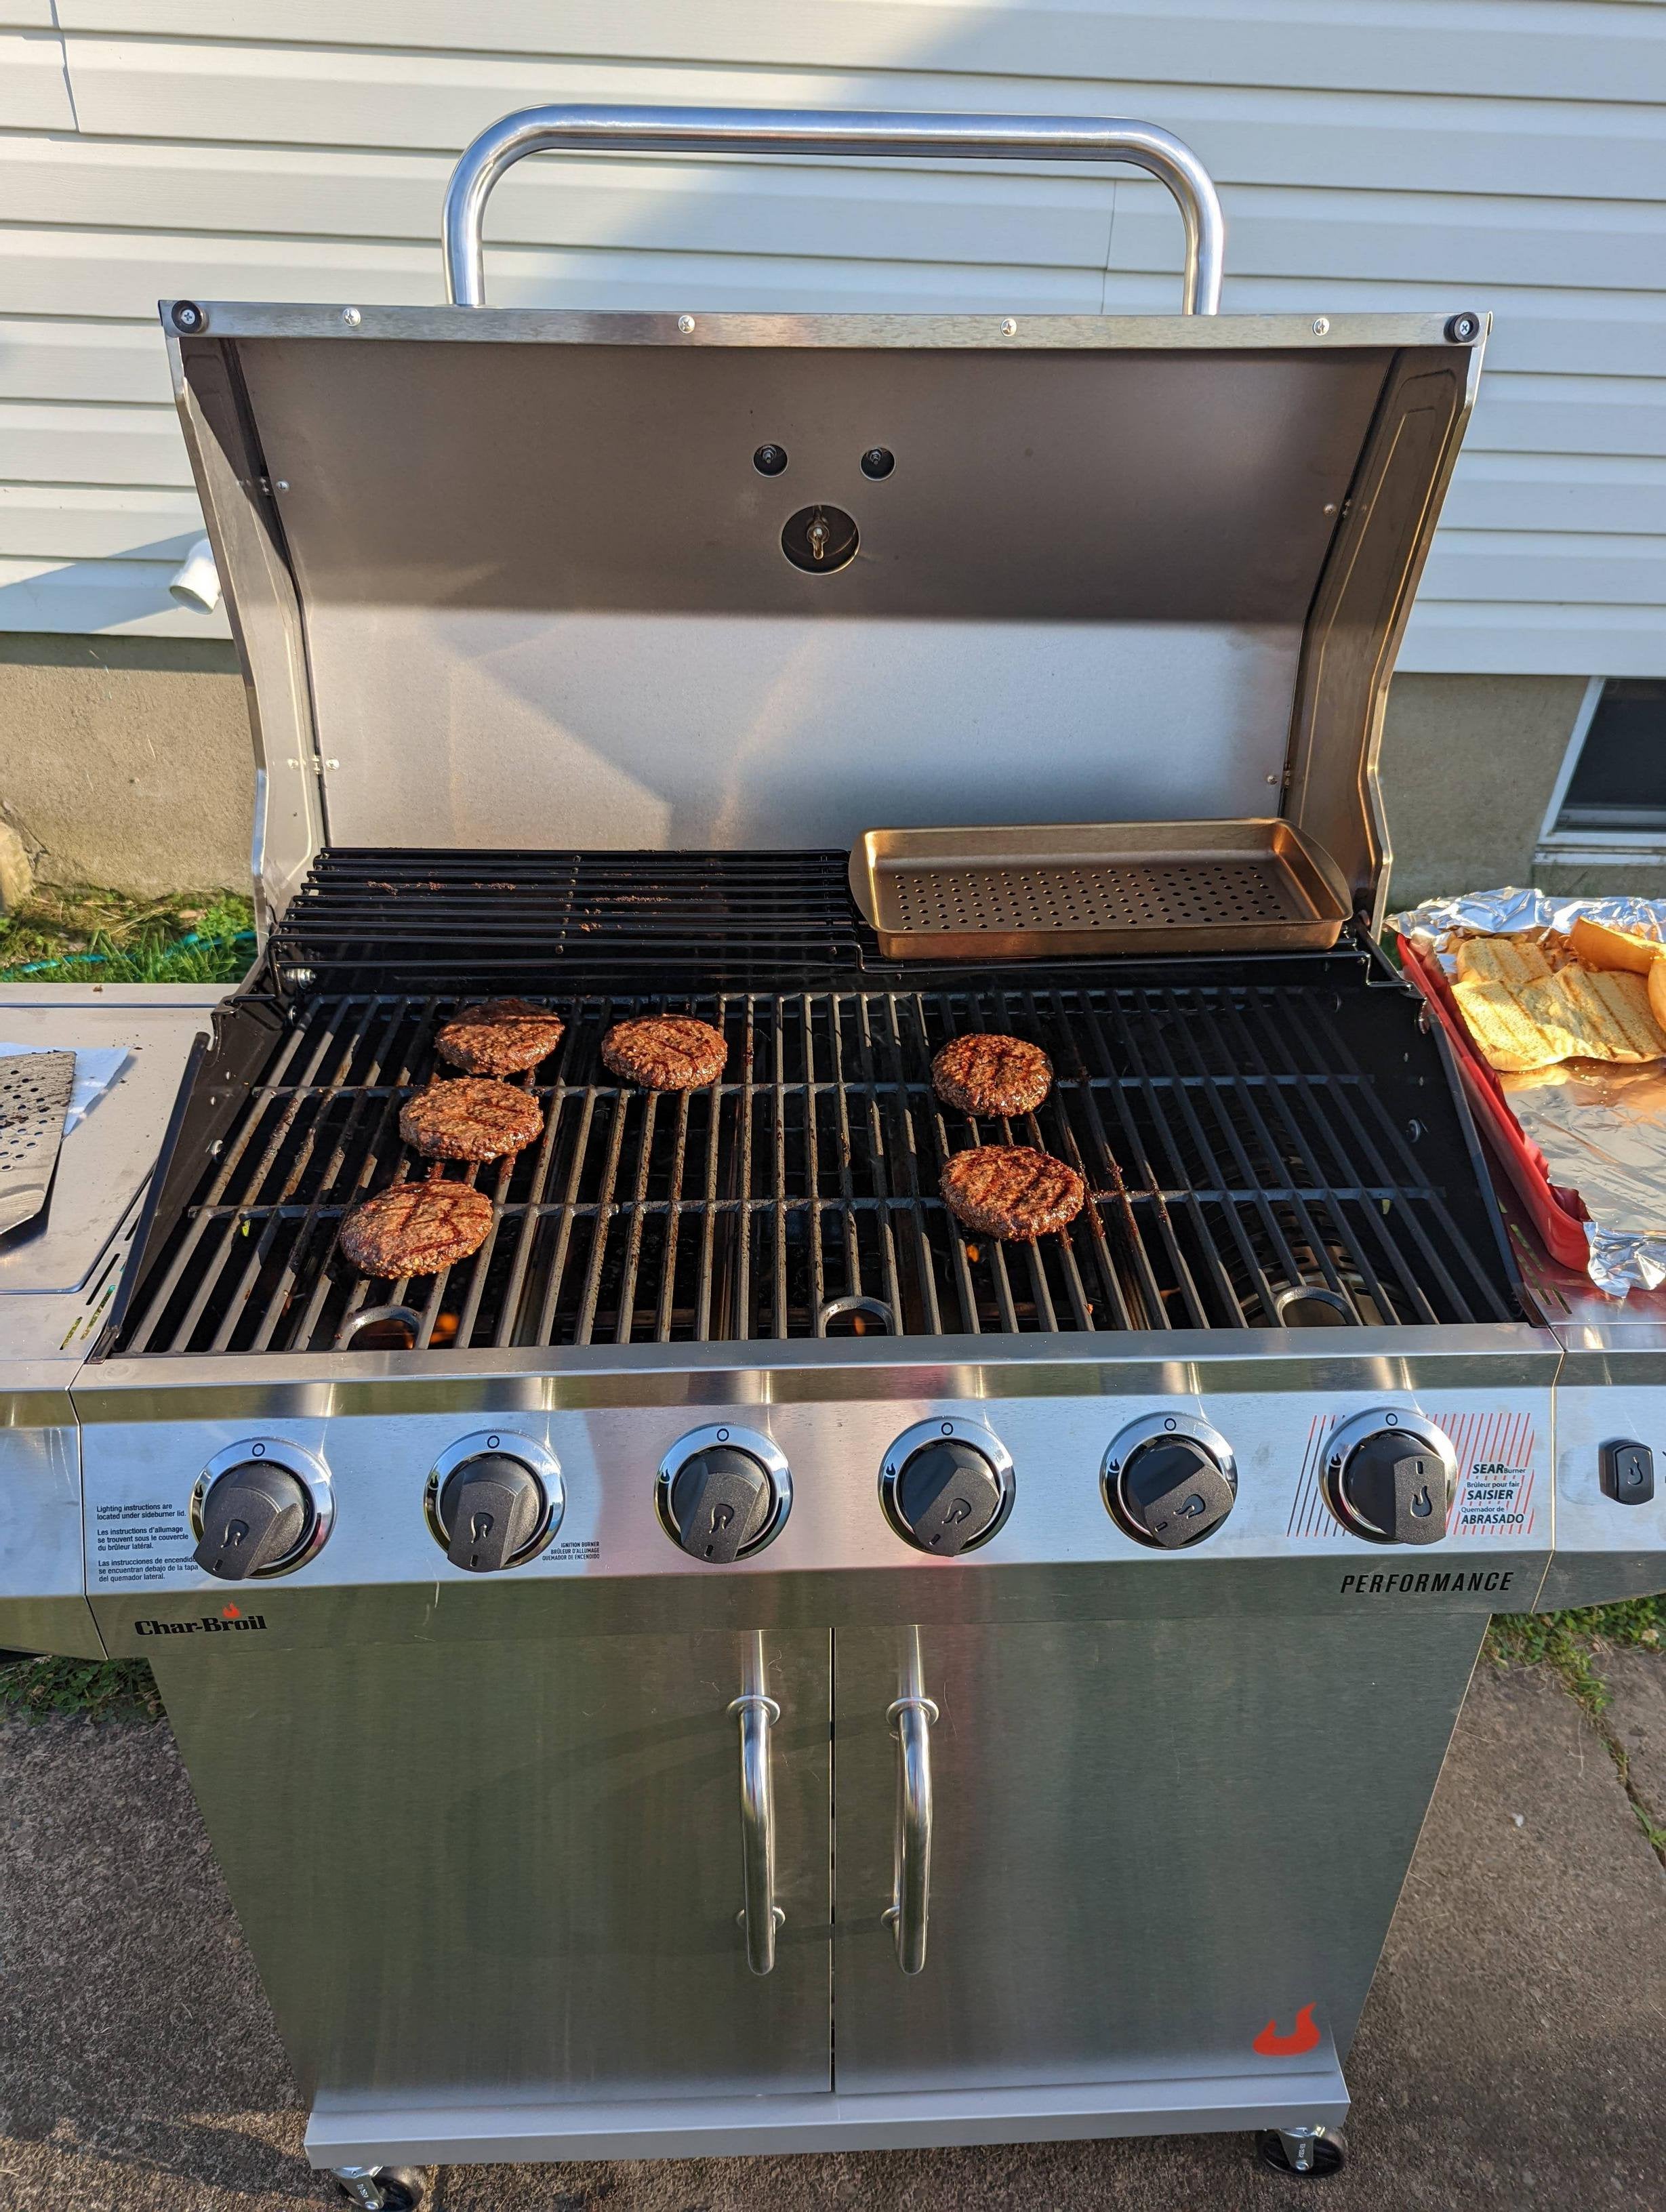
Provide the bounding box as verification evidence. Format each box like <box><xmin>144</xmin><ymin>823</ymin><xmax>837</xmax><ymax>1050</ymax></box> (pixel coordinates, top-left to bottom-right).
<box><xmin>165</xmin><ymin>104</ymin><xmax>1484</xmax><ymax>937</ymax></box>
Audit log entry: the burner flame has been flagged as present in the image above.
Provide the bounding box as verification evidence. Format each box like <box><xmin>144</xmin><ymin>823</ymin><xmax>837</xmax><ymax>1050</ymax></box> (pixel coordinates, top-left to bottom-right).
<box><xmin>1253</xmin><ymin>2002</ymin><xmax>1320</xmax><ymax>2057</ymax></box>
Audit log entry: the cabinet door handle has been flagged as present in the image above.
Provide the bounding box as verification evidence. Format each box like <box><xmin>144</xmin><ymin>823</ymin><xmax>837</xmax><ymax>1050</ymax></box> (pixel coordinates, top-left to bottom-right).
<box><xmin>728</xmin><ymin>1635</ymin><xmax>783</xmax><ymax>1975</ymax></box>
<box><xmin>882</xmin><ymin>1691</ymin><xmax>938</xmax><ymax>1974</ymax></box>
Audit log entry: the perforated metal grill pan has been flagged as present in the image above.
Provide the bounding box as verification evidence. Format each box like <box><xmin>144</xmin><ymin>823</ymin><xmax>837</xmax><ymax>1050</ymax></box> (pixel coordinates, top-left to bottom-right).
<box><xmin>849</xmin><ymin>819</ymin><xmax>1351</xmax><ymax>960</ymax></box>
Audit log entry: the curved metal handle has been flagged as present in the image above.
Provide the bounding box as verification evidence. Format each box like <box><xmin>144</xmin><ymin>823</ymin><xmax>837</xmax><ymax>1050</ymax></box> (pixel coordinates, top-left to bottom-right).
<box><xmin>443</xmin><ymin>104</ymin><xmax>1225</xmax><ymax>314</ymax></box>
<box><xmin>728</xmin><ymin>1675</ymin><xmax>783</xmax><ymax>1976</ymax></box>
<box><xmin>882</xmin><ymin>1692</ymin><xmax>938</xmax><ymax>1974</ymax></box>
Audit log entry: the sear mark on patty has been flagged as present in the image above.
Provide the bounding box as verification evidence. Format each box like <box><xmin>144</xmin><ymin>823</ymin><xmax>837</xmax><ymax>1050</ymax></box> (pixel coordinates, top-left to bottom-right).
<box><xmin>602</xmin><ymin>1015</ymin><xmax>727</xmax><ymax>1092</ymax></box>
<box><xmin>338</xmin><ymin>1179</ymin><xmax>493</xmax><ymax>1278</ymax></box>
<box><xmin>932</xmin><ymin>1033</ymin><xmax>1053</xmax><ymax>1118</ymax></box>
<box><xmin>940</xmin><ymin>1145</ymin><xmax>1086</xmax><ymax>1241</ymax></box>
<box><xmin>399</xmin><ymin>1077</ymin><xmax>544</xmax><ymax>1162</ymax></box>
<box><xmin>435</xmin><ymin>997</ymin><xmax>566</xmax><ymax>1076</ymax></box>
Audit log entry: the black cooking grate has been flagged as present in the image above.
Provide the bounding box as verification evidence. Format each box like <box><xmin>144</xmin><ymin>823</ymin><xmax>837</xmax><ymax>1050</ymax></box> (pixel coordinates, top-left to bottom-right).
<box><xmin>267</xmin><ymin>848</ymin><xmax>874</xmax><ymax>994</ymax></box>
<box><xmin>113</xmin><ymin>920</ymin><xmax>1518</xmax><ymax>1355</ymax></box>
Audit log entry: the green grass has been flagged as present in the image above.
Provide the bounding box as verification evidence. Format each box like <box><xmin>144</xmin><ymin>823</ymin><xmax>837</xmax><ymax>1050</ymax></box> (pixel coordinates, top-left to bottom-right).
<box><xmin>0</xmin><ymin>882</ymin><xmax>254</xmax><ymax>985</ymax></box>
<box><xmin>0</xmin><ymin>1653</ymin><xmax>162</xmax><ymax>1723</ymax></box>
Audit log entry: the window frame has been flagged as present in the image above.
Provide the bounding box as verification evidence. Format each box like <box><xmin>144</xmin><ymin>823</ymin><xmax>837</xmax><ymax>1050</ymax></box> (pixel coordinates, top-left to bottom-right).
<box><xmin>1535</xmin><ymin>676</ymin><xmax>1666</xmax><ymax>866</ymax></box>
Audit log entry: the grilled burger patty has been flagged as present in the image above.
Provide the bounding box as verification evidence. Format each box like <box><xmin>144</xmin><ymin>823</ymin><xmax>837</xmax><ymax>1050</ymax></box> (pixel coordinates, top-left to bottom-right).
<box><xmin>932</xmin><ymin>1033</ymin><xmax>1053</xmax><ymax>1117</ymax></box>
<box><xmin>436</xmin><ymin>997</ymin><xmax>566</xmax><ymax>1076</ymax></box>
<box><xmin>940</xmin><ymin>1145</ymin><xmax>1086</xmax><ymax>1240</ymax></box>
<box><xmin>339</xmin><ymin>1180</ymin><xmax>493</xmax><ymax>1277</ymax></box>
<box><xmin>602</xmin><ymin>1015</ymin><xmax>727</xmax><ymax>1092</ymax></box>
<box><xmin>400</xmin><ymin>1078</ymin><xmax>544</xmax><ymax>1162</ymax></box>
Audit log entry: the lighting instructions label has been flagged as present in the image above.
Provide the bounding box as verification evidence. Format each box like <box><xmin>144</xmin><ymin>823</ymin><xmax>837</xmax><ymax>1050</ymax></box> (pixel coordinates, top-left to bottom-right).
<box><xmin>90</xmin><ymin>1500</ymin><xmax>199</xmax><ymax>1588</ymax></box>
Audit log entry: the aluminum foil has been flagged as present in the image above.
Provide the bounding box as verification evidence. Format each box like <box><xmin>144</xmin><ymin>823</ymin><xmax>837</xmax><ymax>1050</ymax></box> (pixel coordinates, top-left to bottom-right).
<box><xmin>1387</xmin><ymin>888</ymin><xmax>1666</xmax><ymax>1295</ymax></box>
<box><xmin>1390</xmin><ymin>886</ymin><xmax>1666</xmax><ymax>975</ymax></box>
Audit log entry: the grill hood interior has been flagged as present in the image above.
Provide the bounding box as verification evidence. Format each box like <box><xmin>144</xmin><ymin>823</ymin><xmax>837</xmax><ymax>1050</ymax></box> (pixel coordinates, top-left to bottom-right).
<box><xmin>169</xmin><ymin>306</ymin><xmax>1482</xmax><ymax>932</ymax></box>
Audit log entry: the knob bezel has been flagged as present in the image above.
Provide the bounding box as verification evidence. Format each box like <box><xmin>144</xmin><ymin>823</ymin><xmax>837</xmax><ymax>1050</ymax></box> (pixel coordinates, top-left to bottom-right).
<box><xmin>426</xmin><ymin>1431</ymin><xmax>564</xmax><ymax>1566</ymax></box>
<box><xmin>190</xmin><ymin>1438</ymin><xmax>333</xmax><ymax>1578</ymax></box>
<box><xmin>1101</xmin><ymin>1412</ymin><xmax>1237</xmax><ymax>1549</ymax></box>
<box><xmin>1322</xmin><ymin>1408</ymin><xmax>1457</xmax><ymax>1545</ymax></box>
<box><xmin>656</xmin><ymin>1425</ymin><xmax>791</xmax><ymax>1560</ymax></box>
<box><xmin>879</xmin><ymin>1417</ymin><xmax>1015</xmax><ymax>1555</ymax></box>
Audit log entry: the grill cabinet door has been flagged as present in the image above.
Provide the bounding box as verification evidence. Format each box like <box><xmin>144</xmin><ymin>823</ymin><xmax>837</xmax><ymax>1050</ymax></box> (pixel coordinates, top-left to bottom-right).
<box><xmin>832</xmin><ymin>1616</ymin><xmax>1478</xmax><ymax>2090</ymax></box>
<box><xmin>153</xmin><ymin>1626</ymin><xmax>831</xmax><ymax>2105</ymax></box>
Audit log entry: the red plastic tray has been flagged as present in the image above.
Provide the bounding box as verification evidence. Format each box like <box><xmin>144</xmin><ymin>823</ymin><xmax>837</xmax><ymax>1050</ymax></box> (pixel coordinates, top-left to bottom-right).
<box><xmin>1397</xmin><ymin>933</ymin><xmax>1591</xmax><ymax>1270</ymax></box>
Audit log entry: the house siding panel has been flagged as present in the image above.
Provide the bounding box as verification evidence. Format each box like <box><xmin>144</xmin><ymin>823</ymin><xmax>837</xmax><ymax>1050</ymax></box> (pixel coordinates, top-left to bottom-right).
<box><xmin>0</xmin><ymin>4</ymin><xmax>1657</xmax><ymax>668</ymax></box>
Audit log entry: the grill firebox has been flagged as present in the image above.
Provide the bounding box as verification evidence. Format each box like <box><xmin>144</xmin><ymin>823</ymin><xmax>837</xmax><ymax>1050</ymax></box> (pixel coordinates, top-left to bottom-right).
<box><xmin>110</xmin><ymin>852</ymin><xmax>1517</xmax><ymax>1357</ymax></box>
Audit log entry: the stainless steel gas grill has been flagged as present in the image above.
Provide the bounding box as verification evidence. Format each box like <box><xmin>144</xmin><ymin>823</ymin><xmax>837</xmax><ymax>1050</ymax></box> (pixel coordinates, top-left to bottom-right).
<box><xmin>3</xmin><ymin>104</ymin><xmax>1662</xmax><ymax>2210</ymax></box>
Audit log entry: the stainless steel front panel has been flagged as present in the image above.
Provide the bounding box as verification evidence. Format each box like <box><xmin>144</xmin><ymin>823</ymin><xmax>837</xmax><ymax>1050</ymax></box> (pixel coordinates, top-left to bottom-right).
<box><xmin>77</xmin><ymin>1366</ymin><xmax>1556</xmax><ymax>1652</ymax></box>
<box><xmin>150</xmin><ymin>1626</ymin><xmax>832</xmax><ymax>2106</ymax></box>
<box><xmin>830</xmin><ymin>1613</ymin><xmax>1481</xmax><ymax>2093</ymax></box>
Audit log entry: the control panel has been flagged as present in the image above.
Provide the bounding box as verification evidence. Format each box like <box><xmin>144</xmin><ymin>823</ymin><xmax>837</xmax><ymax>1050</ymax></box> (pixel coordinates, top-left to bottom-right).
<box><xmin>77</xmin><ymin>1382</ymin><xmax>1560</xmax><ymax>1647</ymax></box>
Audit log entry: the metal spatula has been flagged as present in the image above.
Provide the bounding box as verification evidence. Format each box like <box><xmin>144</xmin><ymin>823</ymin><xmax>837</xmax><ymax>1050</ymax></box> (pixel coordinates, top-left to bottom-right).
<box><xmin>0</xmin><ymin>1050</ymin><xmax>75</xmax><ymax>1234</ymax></box>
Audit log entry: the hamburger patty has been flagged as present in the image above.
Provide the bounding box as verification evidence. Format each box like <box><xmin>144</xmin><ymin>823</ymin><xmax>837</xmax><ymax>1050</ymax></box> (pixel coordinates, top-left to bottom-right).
<box><xmin>932</xmin><ymin>1033</ymin><xmax>1053</xmax><ymax>1118</ymax></box>
<box><xmin>602</xmin><ymin>1015</ymin><xmax>727</xmax><ymax>1092</ymax></box>
<box><xmin>399</xmin><ymin>1078</ymin><xmax>544</xmax><ymax>1162</ymax></box>
<box><xmin>940</xmin><ymin>1145</ymin><xmax>1086</xmax><ymax>1240</ymax></box>
<box><xmin>339</xmin><ymin>1180</ymin><xmax>493</xmax><ymax>1277</ymax></box>
<box><xmin>436</xmin><ymin>996</ymin><xmax>566</xmax><ymax>1076</ymax></box>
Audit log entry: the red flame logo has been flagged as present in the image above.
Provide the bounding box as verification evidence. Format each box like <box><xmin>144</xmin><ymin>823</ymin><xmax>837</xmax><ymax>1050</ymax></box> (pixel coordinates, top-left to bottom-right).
<box><xmin>220</xmin><ymin>1603</ymin><xmax>241</xmax><ymax>1620</ymax></box>
<box><xmin>1253</xmin><ymin>2002</ymin><xmax>1320</xmax><ymax>2057</ymax></box>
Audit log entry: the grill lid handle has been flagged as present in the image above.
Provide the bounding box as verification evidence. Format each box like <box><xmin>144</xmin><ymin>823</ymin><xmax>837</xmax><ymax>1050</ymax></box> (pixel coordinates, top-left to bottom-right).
<box><xmin>442</xmin><ymin>104</ymin><xmax>1225</xmax><ymax>314</ymax></box>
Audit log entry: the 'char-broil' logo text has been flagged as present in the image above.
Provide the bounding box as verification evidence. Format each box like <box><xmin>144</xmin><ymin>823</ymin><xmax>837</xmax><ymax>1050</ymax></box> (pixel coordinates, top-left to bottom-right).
<box><xmin>134</xmin><ymin>1612</ymin><xmax>267</xmax><ymax>1637</ymax></box>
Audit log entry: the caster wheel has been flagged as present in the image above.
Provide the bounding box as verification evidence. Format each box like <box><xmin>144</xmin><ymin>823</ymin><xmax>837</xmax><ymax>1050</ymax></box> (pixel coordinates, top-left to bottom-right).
<box><xmin>331</xmin><ymin>2171</ymin><xmax>431</xmax><ymax>2211</ymax></box>
<box><xmin>1256</xmin><ymin>2128</ymin><xmax>1347</xmax><ymax>2178</ymax></box>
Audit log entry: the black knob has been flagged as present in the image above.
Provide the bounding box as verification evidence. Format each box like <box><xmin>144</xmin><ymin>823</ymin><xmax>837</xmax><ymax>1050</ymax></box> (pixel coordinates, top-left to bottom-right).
<box><xmin>195</xmin><ymin>1462</ymin><xmax>313</xmax><ymax>1580</ymax></box>
<box><xmin>1114</xmin><ymin>1436</ymin><xmax>1236</xmax><ymax>1549</ymax></box>
<box><xmin>892</xmin><ymin>1439</ymin><xmax>1007</xmax><ymax>1556</ymax></box>
<box><xmin>1600</xmin><ymin>1439</ymin><xmax>1654</xmax><ymax>1507</ymax></box>
<box><xmin>670</xmin><ymin>1446</ymin><xmax>777</xmax><ymax>1563</ymax></box>
<box><xmin>1333</xmin><ymin>1432</ymin><xmax>1452</xmax><ymax>1544</ymax></box>
<box><xmin>439</xmin><ymin>1454</ymin><xmax>547</xmax><ymax>1573</ymax></box>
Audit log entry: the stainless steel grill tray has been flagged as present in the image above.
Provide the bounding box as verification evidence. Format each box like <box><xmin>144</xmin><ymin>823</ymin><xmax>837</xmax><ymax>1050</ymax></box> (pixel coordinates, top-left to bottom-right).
<box><xmin>850</xmin><ymin>821</ymin><xmax>1352</xmax><ymax>960</ymax></box>
<box><xmin>0</xmin><ymin>1050</ymin><xmax>74</xmax><ymax>1234</ymax></box>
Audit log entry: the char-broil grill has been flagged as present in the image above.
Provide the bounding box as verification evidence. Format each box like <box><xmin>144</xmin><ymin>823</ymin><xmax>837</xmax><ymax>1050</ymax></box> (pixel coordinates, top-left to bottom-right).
<box><xmin>7</xmin><ymin>104</ymin><xmax>1661</xmax><ymax>2212</ymax></box>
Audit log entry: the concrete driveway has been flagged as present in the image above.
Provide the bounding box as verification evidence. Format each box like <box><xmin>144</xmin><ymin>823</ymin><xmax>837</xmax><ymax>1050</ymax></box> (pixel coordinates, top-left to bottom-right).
<box><xmin>1</xmin><ymin>1659</ymin><xmax>1661</xmax><ymax>2212</ymax></box>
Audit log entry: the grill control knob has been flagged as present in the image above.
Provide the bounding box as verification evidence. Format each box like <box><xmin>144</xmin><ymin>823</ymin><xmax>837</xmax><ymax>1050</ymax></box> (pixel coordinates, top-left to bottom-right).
<box><xmin>657</xmin><ymin>1427</ymin><xmax>792</xmax><ymax>1565</ymax></box>
<box><xmin>194</xmin><ymin>1462</ymin><xmax>314</xmax><ymax>1580</ymax></box>
<box><xmin>880</xmin><ymin>1420</ymin><xmax>1015</xmax><ymax>1557</ymax></box>
<box><xmin>1102</xmin><ymin>1416</ymin><xmax>1238</xmax><ymax>1549</ymax></box>
<box><xmin>427</xmin><ymin>1433</ymin><xmax>563</xmax><ymax>1571</ymax></box>
<box><xmin>1324</xmin><ymin>1412</ymin><xmax>1457</xmax><ymax>1546</ymax></box>
<box><xmin>439</xmin><ymin>1455</ymin><xmax>548</xmax><ymax>1574</ymax></box>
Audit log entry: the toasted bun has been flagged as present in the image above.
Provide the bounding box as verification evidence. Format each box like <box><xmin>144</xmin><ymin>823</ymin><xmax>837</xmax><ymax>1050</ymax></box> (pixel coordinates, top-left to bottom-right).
<box><xmin>1569</xmin><ymin>915</ymin><xmax>1663</xmax><ymax>977</ymax></box>
<box><xmin>1452</xmin><ymin>978</ymin><xmax>1562</xmax><ymax>1071</ymax></box>
<box><xmin>1455</xmin><ymin>936</ymin><xmax>1552</xmax><ymax>991</ymax></box>
<box><xmin>1453</xmin><ymin>963</ymin><xmax>1666</xmax><ymax>1072</ymax></box>
<box><xmin>1648</xmin><ymin>957</ymin><xmax>1666</xmax><ymax>1039</ymax></box>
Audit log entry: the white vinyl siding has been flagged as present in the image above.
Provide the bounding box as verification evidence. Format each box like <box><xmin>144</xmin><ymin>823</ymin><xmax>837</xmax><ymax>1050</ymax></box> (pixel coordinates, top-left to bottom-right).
<box><xmin>0</xmin><ymin>1</ymin><xmax>1660</xmax><ymax>667</ymax></box>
